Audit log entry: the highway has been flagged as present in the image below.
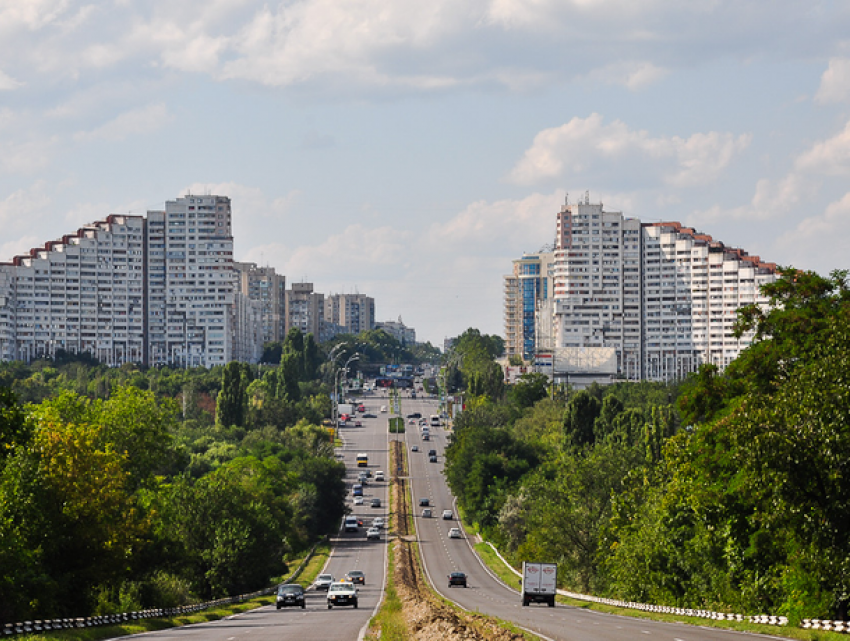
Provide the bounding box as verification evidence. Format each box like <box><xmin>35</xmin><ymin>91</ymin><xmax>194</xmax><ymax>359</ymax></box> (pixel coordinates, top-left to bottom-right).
<box><xmin>117</xmin><ymin>383</ymin><xmax>779</xmax><ymax>641</ymax></box>
<box><xmin>397</xmin><ymin>392</ymin><xmax>781</xmax><ymax>641</ymax></box>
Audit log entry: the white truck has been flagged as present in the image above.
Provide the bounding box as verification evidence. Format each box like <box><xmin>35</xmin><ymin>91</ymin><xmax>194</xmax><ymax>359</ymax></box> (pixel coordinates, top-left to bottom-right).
<box><xmin>521</xmin><ymin>561</ymin><xmax>557</xmax><ymax>607</ymax></box>
<box><xmin>338</xmin><ymin>403</ymin><xmax>355</xmax><ymax>418</ymax></box>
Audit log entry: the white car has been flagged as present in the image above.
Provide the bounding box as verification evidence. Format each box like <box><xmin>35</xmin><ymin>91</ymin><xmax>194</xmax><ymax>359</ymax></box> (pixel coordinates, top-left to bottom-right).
<box><xmin>448</xmin><ymin>527</ymin><xmax>462</xmax><ymax>539</ymax></box>
<box><xmin>442</xmin><ymin>510</ymin><xmax>453</xmax><ymax>520</ymax></box>
<box><xmin>366</xmin><ymin>526</ymin><xmax>381</xmax><ymax>540</ymax></box>
<box><xmin>353</xmin><ymin>496</ymin><xmax>364</xmax><ymax>505</ymax></box>
<box><xmin>380</xmin><ymin>406</ymin><xmax>388</xmax><ymax>413</ymax></box>
<box><xmin>327</xmin><ymin>581</ymin><xmax>359</xmax><ymax>609</ymax></box>
<box><xmin>314</xmin><ymin>574</ymin><xmax>334</xmax><ymax>591</ymax></box>
<box><xmin>372</xmin><ymin>517</ymin><xmax>385</xmax><ymax>529</ymax></box>
<box><xmin>375</xmin><ymin>471</ymin><xmax>385</xmax><ymax>482</ymax></box>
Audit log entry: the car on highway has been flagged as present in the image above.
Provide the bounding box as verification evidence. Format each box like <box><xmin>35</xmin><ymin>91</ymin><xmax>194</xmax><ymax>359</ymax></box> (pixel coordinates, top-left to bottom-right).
<box><xmin>353</xmin><ymin>496</ymin><xmax>364</xmax><ymax>505</ymax></box>
<box><xmin>406</xmin><ymin>412</ymin><xmax>422</xmax><ymax>419</ymax></box>
<box><xmin>422</xmin><ymin>508</ymin><xmax>432</xmax><ymax>518</ymax></box>
<box><xmin>366</xmin><ymin>526</ymin><xmax>381</xmax><ymax>540</ymax></box>
<box><xmin>419</xmin><ymin>497</ymin><xmax>430</xmax><ymax>506</ymax></box>
<box><xmin>344</xmin><ymin>516</ymin><xmax>359</xmax><ymax>532</ymax></box>
<box><xmin>372</xmin><ymin>517</ymin><xmax>384</xmax><ymax>528</ymax></box>
<box><xmin>428</xmin><ymin>449</ymin><xmax>437</xmax><ymax>457</ymax></box>
<box><xmin>449</xmin><ymin>527</ymin><xmax>462</xmax><ymax>539</ymax></box>
<box><xmin>380</xmin><ymin>406</ymin><xmax>388</xmax><ymax>412</ymax></box>
<box><xmin>352</xmin><ymin>484</ymin><xmax>363</xmax><ymax>496</ymax></box>
<box><xmin>408</xmin><ymin>418</ymin><xmax>417</xmax><ymax>425</ymax></box>
<box><xmin>345</xmin><ymin>570</ymin><xmax>366</xmax><ymax>585</ymax></box>
<box><xmin>314</xmin><ymin>574</ymin><xmax>334</xmax><ymax>591</ymax></box>
<box><xmin>411</xmin><ymin>445</ymin><xmax>419</xmax><ymax>452</ymax></box>
<box><xmin>327</xmin><ymin>581</ymin><xmax>358</xmax><ymax>609</ymax></box>
<box><xmin>375</xmin><ymin>470</ymin><xmax>385</xmax><ymax>481</ymax></box>
<box><xmin>354</xmin><ymin>420</ymin><xmax>362</xmax><ymax>427</ymax></box>
<box><xmin>442</xmin><ymin>510</ymin><xmax>453</xmax><ymax>520</ymax></box>
<box><xmin>448</xmin><ymin>572</ymin><xmax>467</xmax><ymax>588</ymax></box>
<box><xmin>363</xmin><ymin>413</ymin><xmax>377</xmax><ymax>418</ymax></box>
<box><xmin>276</xmin><ymin>583</ymin><xmax>306</xmax><ymax>609</ymax></box>
<box><xmin>429</xmin><ymin>454</ymin><xmax>437</xmax><ymax>462</ymax></box>
<box><xmin>371</xmin><ymin>498</ymin><xmax>382</xmax><ymax>508</ymax></box>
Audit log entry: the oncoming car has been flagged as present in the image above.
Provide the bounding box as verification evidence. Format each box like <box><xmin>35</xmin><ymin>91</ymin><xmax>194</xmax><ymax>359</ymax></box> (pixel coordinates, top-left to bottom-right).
<box><xmin>327</xmin><ymin>581</ymin><xmax>358</xmax><ymax>609</ymax></box>
<box><xmin>276</xmin><ymin>583</ymin><xmax>306</xmax><ymax>609</ymax></box>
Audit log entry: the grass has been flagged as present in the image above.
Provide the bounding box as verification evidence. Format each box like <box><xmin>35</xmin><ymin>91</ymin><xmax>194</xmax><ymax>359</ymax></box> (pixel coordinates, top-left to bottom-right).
<box><xmin>473</xmin><ymin>542</ymin><xmax>850</xmax><ymax>641</ymax></box>
<box><xmin>365</xmin><ymin>545</ymin><xmax>408</xmax><ymax>641</ymax></box>
<box><xmin>11</xmin><ymin>541</ymin><xmax>335</xmax><ymax>641</ymax></box>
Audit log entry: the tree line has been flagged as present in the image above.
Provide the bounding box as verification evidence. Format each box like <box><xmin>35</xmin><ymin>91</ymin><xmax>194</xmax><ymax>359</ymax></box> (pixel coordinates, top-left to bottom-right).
<box><xmin>443</xmin><ymin>269</ymin><xmax>850</xmax><ymax>622</ymax></box>
<box><xmin>0</xmin><ymin>327</ymin><xmax>436</xmax><ymax>624</ymax></box>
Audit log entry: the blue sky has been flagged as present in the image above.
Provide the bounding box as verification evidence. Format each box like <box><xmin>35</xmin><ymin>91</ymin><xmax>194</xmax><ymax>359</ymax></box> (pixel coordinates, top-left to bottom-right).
<box><xmin>2</xmin><ymin>1</ymin><xmax>850</xmax><ymax>346</ymax></box>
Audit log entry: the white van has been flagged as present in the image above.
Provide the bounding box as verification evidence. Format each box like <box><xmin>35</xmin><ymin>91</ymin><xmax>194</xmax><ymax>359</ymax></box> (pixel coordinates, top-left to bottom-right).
<box><xmin>344</xmin><ymin>516</ymin><xmax>359</xmax><ymax>532</ymax></box>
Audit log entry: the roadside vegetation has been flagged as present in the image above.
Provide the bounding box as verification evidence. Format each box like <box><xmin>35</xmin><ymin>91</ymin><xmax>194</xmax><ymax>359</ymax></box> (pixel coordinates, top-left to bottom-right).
<box><xmin>443</xmin><ymin>268</ymin><xmax>850</xmax><ymax>624</ymax></box>
<box><xmin>0</xmin><ymin>328</ymin><xmax>437</xmax><ymax>627</ymax></box>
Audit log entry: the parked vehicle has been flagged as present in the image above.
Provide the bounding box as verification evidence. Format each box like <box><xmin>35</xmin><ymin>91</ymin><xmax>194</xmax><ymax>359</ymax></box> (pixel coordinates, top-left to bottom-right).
<box><xmin>522</xmin><ymin>561</ymin><xmax>557</xmax><ymax>607</ymax></box>
<box><xmin>327</xmin><ymin>582</ymin><xmax>358</xmax><ymax>609</ymax></box>
<box><xmin>276</xmin><ymin>584</ymin><xmax>306</xmax><ymax>609</ymax></box>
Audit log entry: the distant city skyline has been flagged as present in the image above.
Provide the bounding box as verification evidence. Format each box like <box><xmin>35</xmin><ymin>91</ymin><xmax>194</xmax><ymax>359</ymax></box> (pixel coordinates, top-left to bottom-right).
<box><xmin>2</xmin><ymin>3</ymin><xmax>850</xmax><ymax>346</ymax></box>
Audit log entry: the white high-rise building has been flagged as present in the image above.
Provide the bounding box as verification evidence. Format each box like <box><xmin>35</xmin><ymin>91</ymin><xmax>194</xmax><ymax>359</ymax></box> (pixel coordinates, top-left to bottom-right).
<box><xmin>543</xmin><ymin>196</ymin><xmax>776</xmax><ymax>382</ymax></box>
<box><xmin>0</xmin><ymin>194</ymin><xmax>261</xmax><ymax>367</ymax></box>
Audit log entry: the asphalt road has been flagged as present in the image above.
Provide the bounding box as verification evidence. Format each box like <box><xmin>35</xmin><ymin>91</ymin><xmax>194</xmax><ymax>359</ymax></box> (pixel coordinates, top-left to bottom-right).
<box><xmin>397</xmin><ymin>393</ymin><xmax>783</xmax><ymax>641</ymax></box>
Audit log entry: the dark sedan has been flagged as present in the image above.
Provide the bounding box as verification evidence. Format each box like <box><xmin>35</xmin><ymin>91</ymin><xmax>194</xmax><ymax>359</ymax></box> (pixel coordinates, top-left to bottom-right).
<box><xmin>448</xmin><ymin>572</ymin><xmax>467</xmax><ymax>588</ymax></box>
<box><xmin>276</xmin><ymin>583</ymin><xmax>306</xmax><ymax>609</ymax></box>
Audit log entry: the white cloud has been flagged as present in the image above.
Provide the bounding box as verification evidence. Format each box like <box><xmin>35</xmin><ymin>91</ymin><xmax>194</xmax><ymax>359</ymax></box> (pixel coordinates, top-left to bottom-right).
<box><xmin>0</xmin><ymin>183</ymin><xmax>53</xmax><ymax>243</ymax></box>
<box><xmin>73</xmin><ymin>103</ymin><xmax>173</xmax><ymax>142</ymax></box>
<box><xmin>815</xmin><ymin>58</ymin><xmax>850</xmax><ymax>104</ymax></box>
<box><xmin>583</xmin><ymin>61</ymin><xmax>669</xmax><ymax>90</ymax></box>
<box><xmin>508</xmin><ymin>113</ymin><xmax>750</xmax><ymax>187</ymax></box>
<box><xmin>0</xmin><ymin>69</ymin><xmax>21</xmax><ymax>90</ymax></box>
<box><xmin>795</xmin><ymin>119</ymin><xmax>850</xmax><ymax>176</ymax></box>
<box><xmin>773</xmin><ymin>191</ymin><xmax>850</xmax><ymax>274</ymax></box>
<box><xmin>432</xmin><ymin>191</ymin><xmax>561</xmax><ymax>249</ymax></box>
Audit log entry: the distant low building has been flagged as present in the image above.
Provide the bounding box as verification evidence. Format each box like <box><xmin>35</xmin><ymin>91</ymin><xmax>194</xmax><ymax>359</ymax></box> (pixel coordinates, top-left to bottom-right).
<box><xmin>376</xmin><ymin>316</ymin><xmax>415</xmax><ymax>344</ymax></box>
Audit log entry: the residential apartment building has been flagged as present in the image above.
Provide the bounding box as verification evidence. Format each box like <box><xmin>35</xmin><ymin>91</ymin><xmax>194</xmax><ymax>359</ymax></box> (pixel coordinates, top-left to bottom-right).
<box><xmin>376</xmin><ymin>317</ymin><xmax>416</xmax><ymax>345</ymax></box>
<box><xmin>234</xmin><ymin>262</ymin><xmax>286</xmax><ymax>344</ymax></box>
<box><xmin>0</xmin><ymin>194</ymin><xmax>262</xmax><ymax>367</ymax></box>
<box><xmin>503</xmin><ymin>251</ymin><xmax>554</xmax><ymax>360</ymax></box>
<box><xmin>284</xmin><ymin>282</ymin><xmax>325</xmax><ymax>338</ymax></box>
<box><xmin>518</xmin><ymin>196</ymin><xmax>776</xmax><ymax>382</ymax></box>
<box><xmin>324</xmin><ymin>293</ymin><xmax>375</xmax><ymax>335</ymax></box>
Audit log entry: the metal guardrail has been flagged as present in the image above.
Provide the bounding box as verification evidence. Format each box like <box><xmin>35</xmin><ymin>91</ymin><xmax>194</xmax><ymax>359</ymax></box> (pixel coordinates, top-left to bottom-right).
<box><xmin>2</xmin><ymin>539</ymin><xmax>324</xmax><ymax>637</ymax></box>
<box><xmin>483</xmin><ymin>543</ymin><xmax>850</xmax><ymax>633</ymax></box>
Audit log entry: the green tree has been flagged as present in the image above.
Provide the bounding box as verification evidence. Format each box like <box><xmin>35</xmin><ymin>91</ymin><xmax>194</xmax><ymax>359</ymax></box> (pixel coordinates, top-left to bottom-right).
<box><xmin>216</xmin><ymin>362</ymin><xmax>246</xmax><ymax>427</ymax></box>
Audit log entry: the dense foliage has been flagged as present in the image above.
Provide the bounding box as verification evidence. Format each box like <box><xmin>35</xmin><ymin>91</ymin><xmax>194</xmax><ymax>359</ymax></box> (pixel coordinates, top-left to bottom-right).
<box><xmin>444</xmin><ymin>269</ymin><xmax>850</xmax><ymax>621</ymax></box>
<box><xmin>0</xmin><ymin>329</ymin><xmax>365</xmax><ymax>624</ymax></box>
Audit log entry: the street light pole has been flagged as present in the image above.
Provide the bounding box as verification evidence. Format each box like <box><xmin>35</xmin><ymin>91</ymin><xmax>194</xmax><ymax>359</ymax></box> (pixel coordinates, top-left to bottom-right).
<box><xmin>333</xmin><ymin>353</ymin><xmax>360</xmax><ymax>436</ymax></box>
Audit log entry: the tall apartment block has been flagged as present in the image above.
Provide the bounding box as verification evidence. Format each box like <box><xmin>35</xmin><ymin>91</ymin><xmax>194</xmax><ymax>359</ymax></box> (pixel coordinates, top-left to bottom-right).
<box><xmin>0</xmin><ymin>194</ymin><xmax>267</xmax><ymax>367</ymax></box>
<box><xmin>285</xmin><ymin>282</ymin><xmax>325</xmax><ymax>338</ymax></box>
<box><xmin>504</xmin><ymin>251</ymin><xmax>554</xmax><ymax>360</ymax></box>
<box><xmin>517</xmin><ymin>195</ymin><xmax>776</xmax><ymax>382</ymax></box>
<box><xmin>234</xmin><ymin>262</ymin><xmax>286</xmax><ymax>344</ymax></box>
<box><xmin>324</xmin><ymin>293</ymin><xmax>375</xmax><ymax>335</ymax></box>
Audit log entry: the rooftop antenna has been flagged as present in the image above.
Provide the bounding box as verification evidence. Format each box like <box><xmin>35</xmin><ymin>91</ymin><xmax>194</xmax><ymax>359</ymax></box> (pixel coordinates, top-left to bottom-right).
<box><xmin>584</xmin><ymin>190</ymin><xmax>590</xmax><ymax>205</ymax></box>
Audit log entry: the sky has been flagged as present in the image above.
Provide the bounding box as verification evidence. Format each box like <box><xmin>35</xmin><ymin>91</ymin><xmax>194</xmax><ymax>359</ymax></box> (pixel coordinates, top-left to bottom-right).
<box><xmin>2</xmin><ymin>1</ymin><xmax>850</xmax><ymax>347</ymax></box>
